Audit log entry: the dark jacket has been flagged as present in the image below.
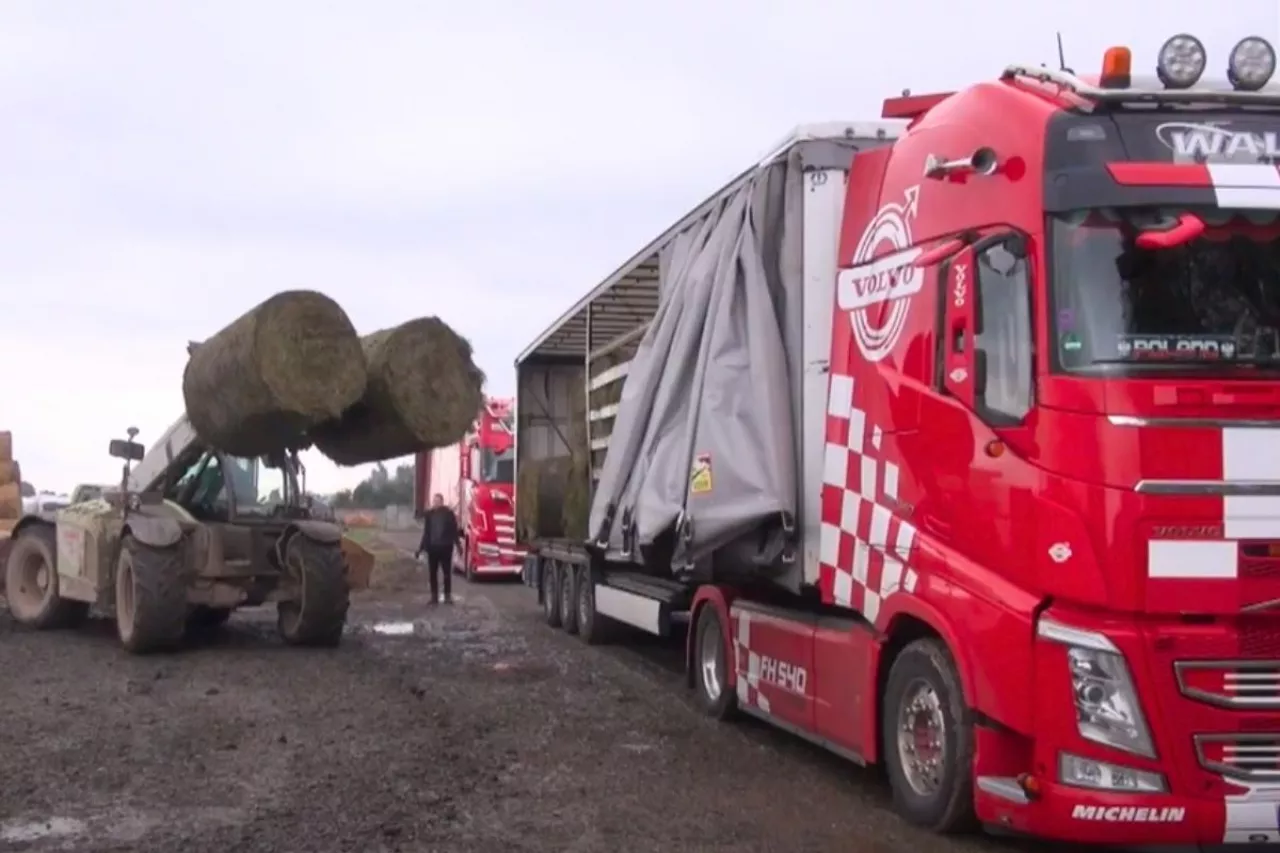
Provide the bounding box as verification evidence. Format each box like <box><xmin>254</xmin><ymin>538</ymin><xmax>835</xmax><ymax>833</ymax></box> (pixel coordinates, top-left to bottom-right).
<box><xmin>419</xmin><ymin>506</ymin><xmax>460</xmax><ymax>554</ymax></box>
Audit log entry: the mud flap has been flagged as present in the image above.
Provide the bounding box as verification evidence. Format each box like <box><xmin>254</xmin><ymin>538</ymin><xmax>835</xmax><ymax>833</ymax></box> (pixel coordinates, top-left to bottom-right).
<box><xmin>124</xmin><ymin>515</ymin><xmax>184</xmax><ymax>549</ymax></box>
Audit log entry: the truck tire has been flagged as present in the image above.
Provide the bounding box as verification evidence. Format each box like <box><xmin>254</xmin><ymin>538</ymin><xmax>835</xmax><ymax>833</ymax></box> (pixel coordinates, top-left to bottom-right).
<box><xmin>693</xmin><ymin>605</ymin><xmax>736</xmax><ymax>720</ymax></box>
<box><xmin>541</xmin><ymin>560</ymin><xmax>562</xmax><ymax>628</ymax></box>
<box><xmin>4</xmin><ymin>524</ymin><xmax>89</xmax><ymax>630</ymax></box>
<box><xmin>881</xmin><ymin>638</ymin><xmax>977</xmax><ymax>834</ymax></box>
<box><xmin>277</xmin><ymin>536</ymin><xmax>349</xmax><ymax>647</ymax></box>
<box><xmin>559</xmin><ymin>561</ymin><xmax>579</xmax><ymax>635</ymax></box>
<box><xmin>115</xmin><ymin>536</ymin><xmax>189</xmax><ymax>654</ymax></box>
<box><xmin>575</xmin><ymin>569</ymin><xmax>612</xmax><ymax>646</ymax></box>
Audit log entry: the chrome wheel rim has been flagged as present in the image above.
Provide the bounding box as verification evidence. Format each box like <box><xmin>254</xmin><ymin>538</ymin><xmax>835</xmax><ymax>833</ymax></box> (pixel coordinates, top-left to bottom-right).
<box><xmin>699</xmin><ymin>619</ymin><xmax>724</xmax><ymax>702</ymax></box>
<box><xmin>897</xmin><ymin>678</ymin><xmax>946</xmax><ymax>796</ymax></box>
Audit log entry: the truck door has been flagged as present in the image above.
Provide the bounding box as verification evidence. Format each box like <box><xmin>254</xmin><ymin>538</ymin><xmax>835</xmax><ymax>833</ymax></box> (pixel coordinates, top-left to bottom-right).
<box><xmin>933</xmin><ymin>231</ymin><xmax>1035</xmax><ymax>570</ymax></box>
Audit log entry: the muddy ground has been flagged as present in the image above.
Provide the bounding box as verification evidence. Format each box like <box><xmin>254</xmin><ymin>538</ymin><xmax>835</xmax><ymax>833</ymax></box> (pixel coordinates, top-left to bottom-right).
<box><xmin>0</xmin><ymin>533</ymin><xmax>1054</xmax><ymax>853</ymax></box>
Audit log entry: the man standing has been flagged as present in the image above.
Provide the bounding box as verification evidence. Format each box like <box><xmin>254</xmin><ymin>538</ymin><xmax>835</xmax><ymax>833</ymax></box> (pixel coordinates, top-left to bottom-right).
<box><xmin>416</xmin><ymin>493</ymin><xmax>459</xmax><ymax>604</ymax></box>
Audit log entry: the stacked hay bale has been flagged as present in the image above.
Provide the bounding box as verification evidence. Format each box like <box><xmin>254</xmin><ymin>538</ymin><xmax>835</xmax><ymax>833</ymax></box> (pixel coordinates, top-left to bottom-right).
<box><xmin>0</xmin><ymin>431</ymin><xmax>22</xmax><ymax>545</ymax></box>
<box><xmin>182</xmin><ymin>290</ymin><xmax>368</xmax><ymax>458</ymax></box>
<box><xmin>312</xmin><ymin>317</ymin><xmax>485</xmax><ymax>465</ymax></box>
<box><xmin>561</xmin><ymin>378</ymin><xmax>591</xmax><ymax>540</ymax></box>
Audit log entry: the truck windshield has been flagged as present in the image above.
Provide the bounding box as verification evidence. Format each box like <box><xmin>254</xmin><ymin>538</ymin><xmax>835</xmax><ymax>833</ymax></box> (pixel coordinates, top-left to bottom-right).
<box><xmin>481</xmin><ymin>447</ymin><xmax>514</xmax><ymax>484</ymax></box>
<box><xmin>1050</xmin><ymin>207</ymin><xmax>1280</xmax><ymax>376</ymax></box>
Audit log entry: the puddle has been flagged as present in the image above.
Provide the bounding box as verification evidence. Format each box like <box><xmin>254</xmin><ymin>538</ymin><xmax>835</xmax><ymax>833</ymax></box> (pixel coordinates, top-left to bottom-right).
<box><xmin>370</xmin><ymin>621</ymin><xmax>418</xmax><ymax>636</ymax></box>
<box><xmin>0</xmin><ymin>817</ymin><xmax>87</xmax><ymax>843</ymax></box>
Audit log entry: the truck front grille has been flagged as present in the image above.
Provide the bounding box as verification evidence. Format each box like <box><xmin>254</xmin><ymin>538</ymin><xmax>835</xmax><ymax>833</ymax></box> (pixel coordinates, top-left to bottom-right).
<box><xmin>1195</xmin><ymin>734</ymin><xmax>1280</xmax><ymax>781</ymax></box>
<box><xmin>1176</xmin><ymin>660</ymin><xmax>1280</xmax><ymax>710</ymax></box>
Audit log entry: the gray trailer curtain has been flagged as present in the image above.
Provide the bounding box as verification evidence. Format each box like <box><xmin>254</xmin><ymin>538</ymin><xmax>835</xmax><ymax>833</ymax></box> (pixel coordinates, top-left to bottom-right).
<box><xmin>588</xmin><ymin>158</ymin><xmax>797</xmax><ymax>575</ymax></box>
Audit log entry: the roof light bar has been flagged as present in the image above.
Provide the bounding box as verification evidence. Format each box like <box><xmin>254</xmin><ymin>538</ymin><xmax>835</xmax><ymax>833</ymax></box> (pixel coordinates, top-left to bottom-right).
<box><xmin>1228</xmin><ymin>36</ymin><xmax>1277</xmax><ymax>92</ymax></box>
<box><xmin>1157</xmin><ymin>33</ymin><xmax>1207</xmax><ymax>90</ymax></box>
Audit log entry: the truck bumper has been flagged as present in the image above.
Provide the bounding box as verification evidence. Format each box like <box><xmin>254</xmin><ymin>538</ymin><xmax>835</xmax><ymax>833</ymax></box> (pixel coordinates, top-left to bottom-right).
<box><xmin>979</xmin><ymin>777</ymin><xmax>1280</xmax><ymax>847</ymax></box>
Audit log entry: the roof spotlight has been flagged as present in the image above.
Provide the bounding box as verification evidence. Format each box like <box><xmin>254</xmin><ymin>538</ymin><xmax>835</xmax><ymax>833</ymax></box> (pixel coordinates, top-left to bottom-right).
<box><xmin>1157</xmin><ymin>33</ymin><xmax>1207</xmax><ymax>89</ymax></box>
<box><xmin>1228</xmin><ymin>36</ymin><xmax>1277</xmax><ymax>91</ymax></box>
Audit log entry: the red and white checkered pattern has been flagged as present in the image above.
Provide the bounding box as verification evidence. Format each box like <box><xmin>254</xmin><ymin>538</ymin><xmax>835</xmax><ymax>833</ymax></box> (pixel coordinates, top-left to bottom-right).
<box><xmin>731</xmin><ymin>608</ymin><xmax>770</xmax><ymax>714</ymax></box>
<box><xmin>817</xmin><ymin>371</ymin><xmax>918</xmax><ymax>622</ymax></box>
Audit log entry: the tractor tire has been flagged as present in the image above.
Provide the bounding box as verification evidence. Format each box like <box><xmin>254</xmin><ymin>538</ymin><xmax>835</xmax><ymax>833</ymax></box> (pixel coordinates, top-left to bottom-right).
<box><xmin>541</xmin><ymin>560</ymin><xmax>562</xmax><ymax>628</ymax></box>
<box><xmin>277</xmin><ymin>535</ymin><xmax>349</xmax><ymax>647</ymax></box>
<box><xmin>4</xmin><ymin>524</ymin><xmax>89</xmax><ymax>630</ymax></box>
<box><xmin>881</xmin><ymin>638</ymin><xmax>977</xmax><ymax>834</ymax></box>
<box><xmin>115</xmin><ymin>536</ymin><xmax>189</xmax><ymax>654</ymax></box>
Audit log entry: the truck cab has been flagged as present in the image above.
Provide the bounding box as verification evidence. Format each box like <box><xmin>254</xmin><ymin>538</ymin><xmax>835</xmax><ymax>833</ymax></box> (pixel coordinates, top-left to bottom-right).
<box><xmin>415</xmin><ymin>399</ymin><xmax>523</xmax><ymax>578</ymax></box>
<box><xmin>517</xmin><ymin>34</ymin><xmax>1280</xmax><ymax>848</ymax></box>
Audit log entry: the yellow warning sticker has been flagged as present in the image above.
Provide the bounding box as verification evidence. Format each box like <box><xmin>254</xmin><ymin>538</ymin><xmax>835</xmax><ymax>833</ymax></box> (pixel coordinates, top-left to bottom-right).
<box><xmin>690</xmin><ymin>453</ymin><xmax>713</xmax><ymax>495</ymax></box>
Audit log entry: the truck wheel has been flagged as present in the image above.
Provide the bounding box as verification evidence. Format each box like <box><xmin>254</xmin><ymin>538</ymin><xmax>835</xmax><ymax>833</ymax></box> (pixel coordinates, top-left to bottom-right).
<box><xmin>541</xmin><ymin>560</ymin><xmax>562</xmax><ymax>628</ymax></box>
<box><xmin>693</xmin><ymin>605</ymin><xmax>736</xmax><ymax>720</ymax></box>
<box><xmin>881</xmin><ymin>638</ymin><xmax>977</xmax><ymax>833</ymax></box>
<box><xmin>559</xmin><ymin>562</ymin><xmax>579</xmax><ymax>635</ymax></box>
<box><xmin>4</xmin><ymin>524</ymin><xmax>89</xmax><ymax>629</ymax></box>
<box><xmin>115</xmin><ymin>536</ymin><xmax>188</xmax><ymax>654</ymax></box>
<box><xmin>575</xmin><ymin>569</ymin><xmax>611</xmax><ymax>645</ymax></box>
<box><xmin>277</xmin><ymin>536</ymin><xmax>349</xmax><ymax>647</ymax></box>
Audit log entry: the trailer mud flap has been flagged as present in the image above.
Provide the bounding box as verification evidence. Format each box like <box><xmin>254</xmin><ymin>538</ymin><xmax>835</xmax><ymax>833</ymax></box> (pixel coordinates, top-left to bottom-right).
<box><xmin>594</xmin><ymin>584</ymin><xmax>667</xmax><ymax>635</ymax></box>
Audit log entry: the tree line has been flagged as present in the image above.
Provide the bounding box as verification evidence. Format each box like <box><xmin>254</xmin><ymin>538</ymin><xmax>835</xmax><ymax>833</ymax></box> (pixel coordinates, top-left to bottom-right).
<box><xmin>327</xmin><ymin>462</ymin><xmax>416</xmax><ymax>510</ymax></box>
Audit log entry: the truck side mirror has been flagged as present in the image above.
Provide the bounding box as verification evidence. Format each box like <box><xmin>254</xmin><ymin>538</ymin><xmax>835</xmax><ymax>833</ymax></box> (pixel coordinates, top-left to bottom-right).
<box><xmin>109</xmin><ymin>439</ymin><xmax>145</xmax><ymax>462</ymax></box>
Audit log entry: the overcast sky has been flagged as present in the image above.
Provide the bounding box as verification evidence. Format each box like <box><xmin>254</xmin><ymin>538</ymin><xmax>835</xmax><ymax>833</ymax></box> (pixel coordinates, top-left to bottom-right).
<box><xmin>2</xmin><ymin>1</ymin><xmax>1277</xmax><ymax>496</ymax></box>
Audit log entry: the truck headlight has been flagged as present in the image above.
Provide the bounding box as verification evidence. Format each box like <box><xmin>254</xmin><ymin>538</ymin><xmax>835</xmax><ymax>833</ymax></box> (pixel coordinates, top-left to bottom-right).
<box><xmin>1060</xmin><ymin>753</ymin><xmax>1167</xmax><ymax>793</ymax></box>
<box><xmin>1038</xmin><ymin>618</ymin><xmax>1156</xmax><ymax>759</ymax></box>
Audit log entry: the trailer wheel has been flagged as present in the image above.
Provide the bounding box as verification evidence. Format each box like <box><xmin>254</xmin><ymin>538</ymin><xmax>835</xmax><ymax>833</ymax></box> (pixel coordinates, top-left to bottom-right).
<box><xmin>541</xmin><ymin>560</ymin><xmax>562</xmax><ymax>628</ymax></box>
<box><xmin>575</xmin><ymin>569</ymin><xmax>611</xmax><ymax>645</ymax></box>
<box><xmin>881</xmin><ymin>638</ymin><xmax>976</xmax><ymax>833</ymax></box>
<box><xmin>277</xmin><ymin>536</ymin><xmax>349</xmax><ymax>647</ymax></box>
<box><xmin>115</xmin><ymin>536</ymin><xmax>189</xmax><ymax>655</ymax></box>
<box><xmin>4</xmin><ymin>524</ymin><xmax>89</xmax><ymax>630</ymax></box>
<box><xmin>559</xmin><ymin>562</ymin><xmax>579</xmax><ymax>635</ymax></box>
<box><xmin>693</xmin><ymin>605</ymin><xmax>736</xmax><ymax>720</ymax></box>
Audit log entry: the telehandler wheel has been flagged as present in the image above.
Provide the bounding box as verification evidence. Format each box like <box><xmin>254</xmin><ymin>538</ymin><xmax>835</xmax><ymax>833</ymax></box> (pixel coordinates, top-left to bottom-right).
<box><xmin>541</xmin><ymin>560</ymin><xmax>562</xmax><ymax>628</ymax></box>
<box><xmin>115</xmin><ymin>536</ymin><xmax>189</xmax><ymax>655</ymax></box>
<box><xmin>277</xmin><ymin>536</ymin><xmax>349</xmax><ymax>647</ymax></box>
<box><xmin>881</xmin><ymin>638</ymin><xmax>977</xmax><ymax>834</ymax></box>
<box><xmin>4</xmin><ymin>524</ymin><xmax>89</xmax><ymax>630</ymax></box>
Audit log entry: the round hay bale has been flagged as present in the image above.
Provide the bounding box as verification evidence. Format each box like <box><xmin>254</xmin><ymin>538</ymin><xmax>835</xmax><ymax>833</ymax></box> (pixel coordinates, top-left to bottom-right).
<box><xmin>182</xmin><ymin>290</ymin><xmax>367</xmax><ymax>458</ymax></box>
<box><xmin>313</xmin><ymin>317</ymin><xmax>485</xmax><ymax>466</ymax></box>
<box><xmin>0</xmin><ymin>482</ymin><xmax>19</xmax><ymax>519</ymax></box>
<box><xmin>562</xmin><ymin>452</ymin><xmax>590</xmax><ymax>540</ymax></box>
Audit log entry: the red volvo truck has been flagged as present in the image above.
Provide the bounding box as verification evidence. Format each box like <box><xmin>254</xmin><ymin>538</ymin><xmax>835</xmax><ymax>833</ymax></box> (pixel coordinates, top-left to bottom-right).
<box><xmin>515</xmin><ymin>35</ymin><xmax>1280</xmax><ymax>847</ymax></box>
<box><xmin>414</xmin><ymin>398</ymin><xmax>522</xmax><ymax>578</ymax></box>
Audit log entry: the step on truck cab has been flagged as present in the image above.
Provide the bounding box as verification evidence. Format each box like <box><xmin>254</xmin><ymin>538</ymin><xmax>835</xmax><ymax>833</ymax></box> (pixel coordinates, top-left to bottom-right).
<box><xmin>515</xmin><ymin>35</ymin><xmax>1280</xmax><ymax>847</ymax></box>
<box><xmin>414</xmin><ymin>398</ymin><xmax>523</xmax><ymax>578</ymax></box>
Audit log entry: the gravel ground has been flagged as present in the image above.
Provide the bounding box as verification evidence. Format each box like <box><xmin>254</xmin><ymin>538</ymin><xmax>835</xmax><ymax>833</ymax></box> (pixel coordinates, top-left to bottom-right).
<box><xmin>0</xmin><ymin>533</ymin><xmax>1047</xmax><ymax>853</ymax></box>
